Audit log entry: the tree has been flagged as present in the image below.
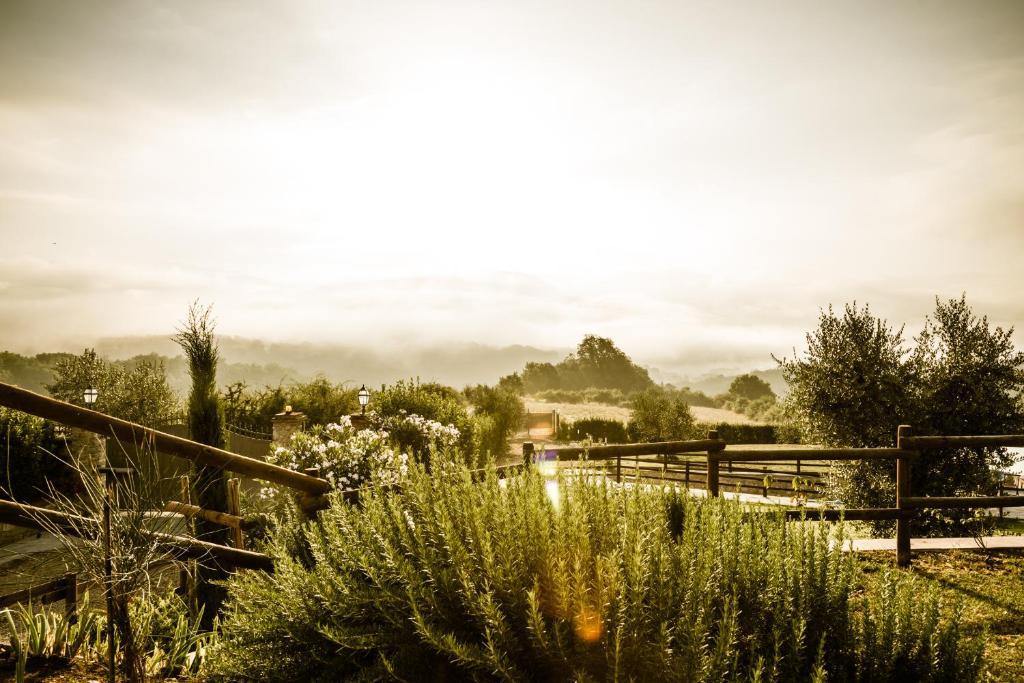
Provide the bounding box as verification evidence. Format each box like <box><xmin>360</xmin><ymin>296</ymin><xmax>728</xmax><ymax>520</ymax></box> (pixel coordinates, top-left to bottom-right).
<box><xmin>909</xmin><ymin>296</ymin><xmax>1024</xmax><ymax>533</ymax></box>
<box><xmin>626</xmin><ymin>387</ymin><xmax>695</xmax><ymax>442</ymax></box>
<box><xmin>464</xmin><ymin>383</ymin><xmax>525</xmax><ymax>459</ymax></box>
<box><xmin>726</xmin><ymin>374</ymin><xmax>775</xmax><ymax>402</ymax></box>
<box><xmin>780</xmin><ymin>297</ymin><xmax>1024</xmax><ymax>535</ymax></box>
<box><xmin>522</xmin><ymin>362</ymin><xmax>561</xmax><ymax>393</ymax></box>
<box><xmin>569</xmin><ymin>335</ymin><xmax>653</xmax><ymax>391</ymax></box>
<box><xmin>174</xmin><ymin>303</ymin><xmax>229</xmax><ymax>628</ymax></box>
<box><xmin>779</xmin><ymin>304</ymin><xmax>919</xmax><ymax>450</ymax></box>
<box><xmin>47</xmin><ymin>349</ymin><xmax>179</xmax><ymax>426</ymax></box>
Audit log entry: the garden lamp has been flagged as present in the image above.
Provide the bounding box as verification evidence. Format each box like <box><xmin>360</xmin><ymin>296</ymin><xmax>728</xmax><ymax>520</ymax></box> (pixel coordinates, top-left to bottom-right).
<box><xmin>84</xmin><ymin>385</ymin><xmax>98</xmax><ymax>406</ymax></box>
<box><xmin>358</xmin><ymin>384</ymin><xmax>370</xmax><ymax>414</ymax></box>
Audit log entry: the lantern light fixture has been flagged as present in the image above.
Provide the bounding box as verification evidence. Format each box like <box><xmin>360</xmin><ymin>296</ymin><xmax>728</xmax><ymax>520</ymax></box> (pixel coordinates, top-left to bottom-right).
<box><xmin>358</xmin><ymin>385</ymin><xmax>370</xmax><ymax>414</ymax></box>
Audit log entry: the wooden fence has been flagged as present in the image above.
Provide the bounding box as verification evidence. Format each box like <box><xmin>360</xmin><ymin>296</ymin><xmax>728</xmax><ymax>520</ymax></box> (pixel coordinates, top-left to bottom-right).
<box><xmin>530</xmin><ymin>425</ymin><xmax>1024</xmax><ymax>567</ymax></box>
<box><xmin>0</xmin><ymin>573</ymin><xmax>78</xmax><ymax>620</ymax></box>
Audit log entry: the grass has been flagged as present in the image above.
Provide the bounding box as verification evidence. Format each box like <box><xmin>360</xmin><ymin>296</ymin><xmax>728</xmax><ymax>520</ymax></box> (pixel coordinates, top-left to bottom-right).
<box><xmin>859</xmin><ymin>550</ymin><xmax>1024</xmax><ymax>682</ymax></box>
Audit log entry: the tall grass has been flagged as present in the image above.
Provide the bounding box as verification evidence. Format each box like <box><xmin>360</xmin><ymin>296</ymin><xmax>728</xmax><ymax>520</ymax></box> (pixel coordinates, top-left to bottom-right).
<box><xmin>210</xmin><ymin>459</ymin><xmax>983</xmax><ymax>682</ymax></box>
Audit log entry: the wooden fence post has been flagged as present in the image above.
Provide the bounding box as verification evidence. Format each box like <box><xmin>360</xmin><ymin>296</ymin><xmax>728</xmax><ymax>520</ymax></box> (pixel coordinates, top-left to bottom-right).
<box><xmin>62</xmin><ymin>573</ymin><xmax>77</xmax><ymax>624</ymax></box>
<box><xmin>707</xmin><ymin>430</ymin><xmax>720</xmax><ymax>497</ymax></box>
<box><xmin>616</xmin><ymin>453</ymin><xmax>622</xmax><ymax>483</ymax></box>
<box><xmin>896</xmin><ymin>425</ymin><xmax>913</xmax><ymax>568</ymax></box>
<box><xmin>227</xmin><ymin>478</ymin><xmax>243</xmax><ymax>549</ymax></box>
<box><xmin>685</xmin><ymin>461</ymin><xmax>690</xmax><ymax>489</ymax></box>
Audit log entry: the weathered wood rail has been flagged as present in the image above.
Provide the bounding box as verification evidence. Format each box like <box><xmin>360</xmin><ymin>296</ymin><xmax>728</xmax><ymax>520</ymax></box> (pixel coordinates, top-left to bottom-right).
<box><xmin>0</xmin><ymin>573</ymin><xmax>78</xmax><ymax>619</ymax></box>
<box><xmin>0</xmin><ymin>383</ymin><xmax>330</xmax><ymax>496</ymax></box>
<box><xmin>536</xmin><ymin>424</ymin><xmax>1024</xmax><ymax>567</ymax></box>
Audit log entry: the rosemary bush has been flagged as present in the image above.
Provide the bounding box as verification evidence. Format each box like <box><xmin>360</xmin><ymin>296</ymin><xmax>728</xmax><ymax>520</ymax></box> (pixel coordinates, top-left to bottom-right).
<box><xmin>210</xmin><ymin>460</ymin><xmax>983</xmax><ymax>682</ymax></box>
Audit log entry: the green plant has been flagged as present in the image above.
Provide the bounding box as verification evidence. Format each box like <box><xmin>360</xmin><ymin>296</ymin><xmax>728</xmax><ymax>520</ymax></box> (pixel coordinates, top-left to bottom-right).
<box><xmin>557</xmin><ymin>417</ymin><xmax>629</xmax><ymax>443</ymax></box>
<box><xmin>780</xmin><ymin>296</ymin><xmax>1024</xmax><ymax>536</ymax></box>
<box><xmin>2</xmin><ymin>599</ymin><xmax>100</xmax><ymax>679</ymax></box>
<box><xmin>46</xmin><ymin>349</ymin><xmax>180</xmax><ymax>427</ymax></box>
<box><xmin>626</xmin><ymin>386</ymin><xmax>695</xmax><ymax>442</ymax></box>
<box><xmin>174</xmin><ymin>301</ymin><xmax>230</xmax><ymax>628</ymax></box>
<box><xmin>210</xmin><ymin>457</ymin><xmax>983</xmax><ymax>682</ymax></box>
<box><xmin>464</xmin><ymin>383</ymin><xmax>525</xmax><ymax>459</ymax></box>
<box><xmin>0</xmin><ymin>407</ymin><xmax>69</xmax><ymax>501</ymax></box>
<box><xmin>372</xmin><ymin>380</ymin><xmax>475</xmax><ymax>461</ymax></box>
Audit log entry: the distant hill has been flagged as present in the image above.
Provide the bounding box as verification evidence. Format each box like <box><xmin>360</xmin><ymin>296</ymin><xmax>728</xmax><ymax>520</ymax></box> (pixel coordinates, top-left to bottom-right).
<box><xmin>95</xmin><ymin>336</ymin><xmax>565</xmax><ymax>391</ymax></box>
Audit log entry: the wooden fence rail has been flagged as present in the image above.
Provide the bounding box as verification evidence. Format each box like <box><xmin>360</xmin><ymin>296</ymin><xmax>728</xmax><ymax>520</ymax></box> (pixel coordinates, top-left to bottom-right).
<box><xmin>539</xmin><ymin>424</ymin><xmax>1024</xmax><ymax>567</ymax></box>
<box><xmin>0</xmin><ymin>382</ymin><xmax>330</xmax><ymax>496</ymax></box>
<box><xmin>0</xmin><ymin>573</ymin><xmax>78</xmax><ymax>620</ymax></box>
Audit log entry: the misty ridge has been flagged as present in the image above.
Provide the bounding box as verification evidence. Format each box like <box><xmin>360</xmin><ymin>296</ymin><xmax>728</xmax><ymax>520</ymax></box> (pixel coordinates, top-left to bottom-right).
<box><xmin>0</xmin><ymin>333</ymin><xmax>785</xmax><ymax>399</ymax></box>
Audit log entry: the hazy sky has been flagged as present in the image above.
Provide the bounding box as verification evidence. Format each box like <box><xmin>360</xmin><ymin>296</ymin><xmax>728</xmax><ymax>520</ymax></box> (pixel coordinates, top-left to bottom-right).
<box><xmin>1</xmin><ymin>1</ymin><xmax>1022</xmax><ymax>373</ymax></box>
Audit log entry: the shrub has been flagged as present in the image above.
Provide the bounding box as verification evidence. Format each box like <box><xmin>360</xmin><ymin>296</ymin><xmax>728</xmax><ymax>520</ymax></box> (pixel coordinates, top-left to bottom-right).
<box><xmin>222</xmin><ymin>377</ymin><xmax>358</xmax><ymax>434</ymax></box>
<box><xmin>0</xmin><ymin>408</ymin><xmax>69</xmax><ymax>501</ymax></box>
<box><xmin>626</xmin><ymin>387</ymin><xmax>695</xmax><ymax>441</ymax></box>
<box><xmin>693</xmin><ymin>422</ymin><xmax>779</xmax><ymax>444</ymax></box>
<box><xmin>464</xmin><ymin>384</ymin><xmax>525</xmax><ymax>459</ymax></box>
<box><xmin>211</xmin><ymin>459</ymin><xmax>983</xmax><ymax>682</ymax></box>
<box><xmin>373</xmin><ymin>380</ymin><xmax>475</xmax><ymax>461</ymax></box>
<box><xmin>263</xmin><ymin>418</ymin><xmax>411</xmax><ymax>504</ymax></box>
<box><xmin>557</xmin><ymin>417</ymin><xmax>629</xmax><ymax>443</ymax></box>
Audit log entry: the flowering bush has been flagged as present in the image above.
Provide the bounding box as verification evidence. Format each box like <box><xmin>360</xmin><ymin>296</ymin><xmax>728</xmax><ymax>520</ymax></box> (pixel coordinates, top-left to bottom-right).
<box><xmin>263</xmin><ymin>418</ymin><xmax>407</xmax><ymax>501</ymax></box>
<box><xmin>370</xmin><ymin>410</ymin><xmax>460</xmax><ymax>457</ymax></box>
<box><xmin>263</xmin><ymin>413</ymin><xmax>461</xmax><ymax>503</ymax></box>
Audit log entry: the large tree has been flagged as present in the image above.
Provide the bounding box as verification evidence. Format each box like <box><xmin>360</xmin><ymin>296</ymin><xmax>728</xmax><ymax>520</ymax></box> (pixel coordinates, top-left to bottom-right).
<box><xmin>47</xmin><ymin>349</ymin><xmax>179</xmax><ymax>426</ymax></box>
<box><xmin>174</xmin><ymin>303</ymin><xmax>229</xmax><ymax>627</ymax></box>
<box><xmin>781</xmin><ymin>297</ymin><xmax>1024</xmax><ymax>534</ymax></box>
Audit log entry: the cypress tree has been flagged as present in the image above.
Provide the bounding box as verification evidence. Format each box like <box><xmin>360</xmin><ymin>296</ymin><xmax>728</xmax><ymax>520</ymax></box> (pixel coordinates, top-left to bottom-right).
<box><xmin>174</xmin><ymin>302</ymin><xmax>229</xmax><ymax>627</ymax></box>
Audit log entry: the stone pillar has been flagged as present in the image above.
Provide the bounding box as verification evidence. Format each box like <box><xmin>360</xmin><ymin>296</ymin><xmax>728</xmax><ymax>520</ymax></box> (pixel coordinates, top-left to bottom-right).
<box><xmin>272</xmin><ymin>408</ymin><xmax>307</xmax><ymax>445</ymax></box>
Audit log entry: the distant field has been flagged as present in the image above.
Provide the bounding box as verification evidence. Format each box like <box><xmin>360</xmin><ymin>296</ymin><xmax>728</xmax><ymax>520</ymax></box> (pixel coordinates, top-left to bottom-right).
<box><xmin>524</xmin><ymin>399</ymin><xmax>757</xmax><ymax>425</ymax></box>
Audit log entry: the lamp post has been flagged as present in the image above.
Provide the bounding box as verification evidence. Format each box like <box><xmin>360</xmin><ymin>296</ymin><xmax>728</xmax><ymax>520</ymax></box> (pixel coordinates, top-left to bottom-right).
<box><xmin>86</xmin><ymin>385</ymin><xmax>115</xmax><ymax>683</ymax></box>
<box><xmin>358</xmin><ymin>385</ymin><xmax>370</xmax><ymax>415</ymax></box>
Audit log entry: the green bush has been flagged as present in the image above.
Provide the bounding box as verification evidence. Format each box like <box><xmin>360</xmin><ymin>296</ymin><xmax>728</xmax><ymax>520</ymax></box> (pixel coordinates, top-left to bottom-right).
<box><xmin>372</xmin><ymin>380</ymin><xmax>475</xmax><ymax>461</ymax></box>
<box><xmin>210</xmin><ymin>460</ymin><xmax>982</xmax><ymax>682</ymax></box>
<box><xmin>694</xmin><ymin>422</ymin><xmax>779</xmax><ymax>444</ymax></box>
<box><xmin>557</xmin><ymin>417</ymin><xmax>629</xmax><ymax>443</ymax></box>
<box><xmin>0</xmin><ymin>408</ymin><xmax>70</xmax><ymax>501</ymax></box>
<box><xmin>626</xmin><ymin>387</ymin><xmax>696</xmax><ymax>442</ymax></box>
<box><xmin>222</xmin><ymin>377</ymin><xmax>358</xmax><ymax>434</ymax></box>
<box><xmin>464</xmin><ymin>384</ymin><xmax>525</xmax><ymax>460</ymax></box>
<box><xmin>47</xmin><ymin>349</ymin><xmax>180</xmax><ymax>427</ymax></box>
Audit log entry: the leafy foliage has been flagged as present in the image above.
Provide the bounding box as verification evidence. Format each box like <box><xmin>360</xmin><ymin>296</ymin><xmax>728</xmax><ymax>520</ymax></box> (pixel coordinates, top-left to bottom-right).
<box><xmin>557</xmin><ymin>417</ymin><xmax>629</xmax><ymax>443</ymax></box>
<box><xmin>520</xmin><ymin>335</ymin><xmax>654</xmax><ymax>393</ymax></box>
<box><xmin>222</xmin><ymin>377</ymin><xmax>358</xmax><ymax>434</ymax></box>
<box><xmin>174</xmin><ymin>302</ymin><xmax>229</xmax><ymax>628</ymax></box>
<box><xmin>726</xmin><ymin>373</ymin><xmax>776</xmax><ymax>402</ymax></box>
<box><xmin>47</xmin><ymin>349</ymin><xmax>180</xmax><ymax>427</ymax></box>
<box><xmin>626</xmin><ymin>386</ymin><xmax>696</xmax><ymax>442</ymax></box>
<box><xmin>0</xmin><ymin>408</ymin><xmax>70</xmax><ymax>501</ymax></box>
<box><xmin>210</xmin><ymin>459</ymin><xmax>983</xmax><ymax>682</ymax></box>
<box><xmin>781</xmin><ymin>296</ymin><xmax>1024</xmax><ymax>535</ymax></box>
<box><xmin>372</xmin><ymin>380</ymin><xmax>475</xmax><ymax>461</ymax></box>
<box><xmin>463</xmin><ymin>383</ymin><xmax>525</xmax><ymax>459</ymax></box>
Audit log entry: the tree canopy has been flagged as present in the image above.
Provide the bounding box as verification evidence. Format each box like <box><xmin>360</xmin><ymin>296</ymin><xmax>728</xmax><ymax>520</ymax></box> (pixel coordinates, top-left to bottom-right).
<box><xmin>519</xmin><ymin>335</ymin><xmax>653</xmax><ymax>393</ymax></box>
<box><xmin>780</xmin><ymin>296</ymin><xmax>1024</xmax><ymax>534</ymax></box>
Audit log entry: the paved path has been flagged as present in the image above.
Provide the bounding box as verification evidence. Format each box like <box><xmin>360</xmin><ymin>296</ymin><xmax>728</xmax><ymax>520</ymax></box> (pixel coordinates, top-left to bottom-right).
<box><xmin>847</xmin><ymin>536</ymin><xmax>1024</xmax><ymax>552</ymax></box>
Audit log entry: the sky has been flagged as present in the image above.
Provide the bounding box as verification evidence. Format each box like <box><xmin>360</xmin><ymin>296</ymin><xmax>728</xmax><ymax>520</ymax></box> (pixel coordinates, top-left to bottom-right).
<box><xmin>1</xmin><ymin>0</ymin><xmax>1023</xmax><ymax>374</ymax></box>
